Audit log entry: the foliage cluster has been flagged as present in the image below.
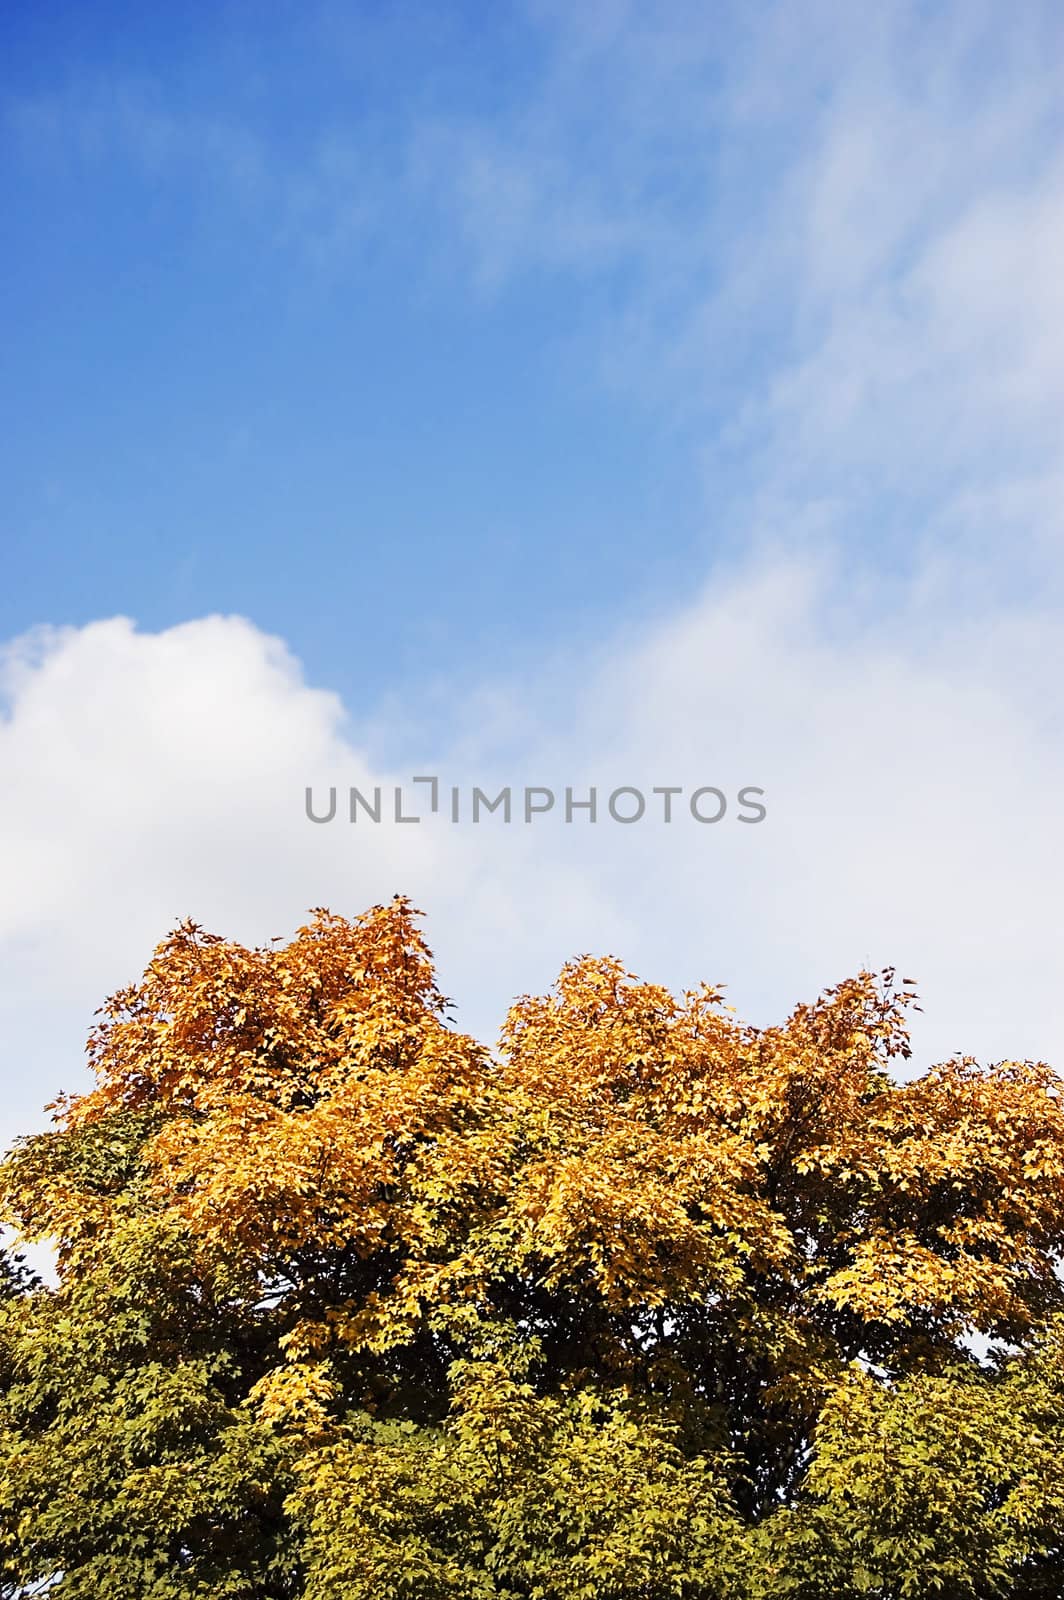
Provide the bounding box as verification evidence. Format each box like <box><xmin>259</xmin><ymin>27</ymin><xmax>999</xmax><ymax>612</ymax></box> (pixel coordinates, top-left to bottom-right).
<box><xmin>2</xmin><ymin>898</ymin><xmax>1063</xmax><ymax>1597</ymax></box>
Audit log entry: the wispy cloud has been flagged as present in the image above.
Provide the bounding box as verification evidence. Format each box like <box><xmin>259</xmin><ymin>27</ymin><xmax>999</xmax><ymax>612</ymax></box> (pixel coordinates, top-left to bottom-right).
<box><xmin>6</xmin><ymin>78</ymin><xmax>269</xmax><ymax>196</ymax></box>
<box><xmin>409</xmin><ymin>1</ymin><xmax>1064</xmax><ymax>593</ymax></box>
<box><xmin>3</xmin><ymin>75</ymin><xmax>387</xmax><ymax>273</ymax></box>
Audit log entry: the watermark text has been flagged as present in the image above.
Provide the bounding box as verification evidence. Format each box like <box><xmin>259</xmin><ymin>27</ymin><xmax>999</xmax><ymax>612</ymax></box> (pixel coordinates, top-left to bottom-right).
<box><xmin>305</xmin><ymin>779</ymin><xmax>767</xmax><ymax>826</ymax></box>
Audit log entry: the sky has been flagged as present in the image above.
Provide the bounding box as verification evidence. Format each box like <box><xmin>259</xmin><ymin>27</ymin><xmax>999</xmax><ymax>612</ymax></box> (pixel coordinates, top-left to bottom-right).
<box><xmin>2</xmin><ymin>0</ymin><xmax>1064</xmax><ymax>1156</ymax></box>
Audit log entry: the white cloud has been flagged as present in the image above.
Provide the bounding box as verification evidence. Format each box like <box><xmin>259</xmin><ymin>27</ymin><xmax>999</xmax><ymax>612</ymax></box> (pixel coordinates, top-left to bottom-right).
<box><xmin>0</xmin><ymin>614</ymin><xmax>626</xmax><ymax>1147</ymax></box>
<box><xmin>2</xmin><ymin>555</ymin><xmax>1062</xmax><ymax>1164</ymax></box>
<box><xmin>411</xmin><ymin>1</ymin><xmax>1064</xmax><ymax>558</ymax></box>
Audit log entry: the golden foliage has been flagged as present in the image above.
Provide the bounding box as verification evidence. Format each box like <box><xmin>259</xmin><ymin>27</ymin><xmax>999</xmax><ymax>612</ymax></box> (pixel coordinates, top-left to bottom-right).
<box><xmin>3</xmin><ymin>897</ymin><xmax>1064</xmax><ymax>1596</ymax></box>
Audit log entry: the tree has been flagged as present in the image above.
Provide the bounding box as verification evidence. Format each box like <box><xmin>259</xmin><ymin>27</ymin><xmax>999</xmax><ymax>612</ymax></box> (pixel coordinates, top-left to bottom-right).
<box><xmin>1</xmin><ymin>896</ymin><xmax>1063</xmax><ymax>1597</ymax></box>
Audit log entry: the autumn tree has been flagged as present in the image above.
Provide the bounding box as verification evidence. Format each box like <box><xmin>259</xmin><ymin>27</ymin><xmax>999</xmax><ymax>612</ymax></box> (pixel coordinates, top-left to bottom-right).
<box><xmin>1</xmin><ymin>897</ymin><xmax>1063</xmax><ymax>1597</ymax></box>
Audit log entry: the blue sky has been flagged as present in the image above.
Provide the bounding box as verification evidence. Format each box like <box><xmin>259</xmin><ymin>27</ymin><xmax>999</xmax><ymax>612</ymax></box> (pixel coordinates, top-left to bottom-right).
<box><xmin>3</xmin><ymin>0</ymin><xmax>717</xmax><ymax>703</ymax></box>
<box><xmin>3</xmin><ymin>0</ymin><xmax>1064</xmax><ymax>1149</ymax></box>
<box><xmin>12</xmin><ymin>1</ymin><xmax>1059</xmax><ymax>704</ymax></box>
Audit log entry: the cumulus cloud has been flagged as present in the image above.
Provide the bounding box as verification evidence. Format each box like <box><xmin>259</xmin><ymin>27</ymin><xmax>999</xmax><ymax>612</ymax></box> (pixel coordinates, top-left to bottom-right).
<box><xmin>2</xmin><ymin>554</ymin><xmax>1062</xmax><ymax>1163</ymax></box>
<box><xmin>0</xmin><ymin>614</ymin><xmax>625</xmax><ymax>1147</ymax></box>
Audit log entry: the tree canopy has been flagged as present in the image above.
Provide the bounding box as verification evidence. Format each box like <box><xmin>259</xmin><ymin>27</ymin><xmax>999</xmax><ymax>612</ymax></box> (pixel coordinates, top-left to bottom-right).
<box><xmin>1</xmin><ymin>896</ymin><xmax>1063</xmax><ymax>1597</ymax></box>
